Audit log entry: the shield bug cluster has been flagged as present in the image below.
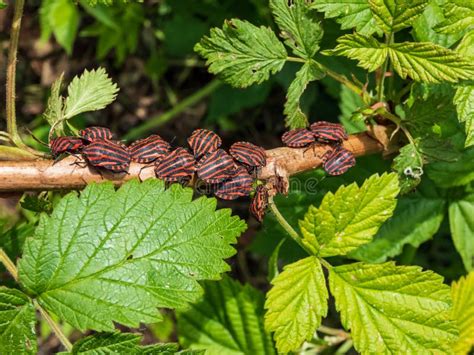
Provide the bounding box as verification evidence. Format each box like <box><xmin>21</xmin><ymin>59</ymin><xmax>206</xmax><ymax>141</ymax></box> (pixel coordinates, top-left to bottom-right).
<box><xmin>281</xmin><ymin>121</ymin><xmax>355</xmax><ymax>176</ymax></box>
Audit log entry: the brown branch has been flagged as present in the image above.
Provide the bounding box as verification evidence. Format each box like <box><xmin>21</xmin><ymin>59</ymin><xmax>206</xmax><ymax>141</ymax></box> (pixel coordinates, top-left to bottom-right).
<box><xmin>0</xmin><ymin>126</ymin><xmax>395</xmax><ymax>192</ymax></box>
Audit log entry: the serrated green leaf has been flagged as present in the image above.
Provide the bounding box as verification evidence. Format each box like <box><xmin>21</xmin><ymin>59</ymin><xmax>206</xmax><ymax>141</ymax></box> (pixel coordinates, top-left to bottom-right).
<box><xmin>270</xmin><ymin>0</ymin><xmax>323</xmax><ymax>59</ymax></box>
<box><xmin>310</xmin><ymin>0</ymin><xmax>381</xmax><ymax>36</ymax></box>
<box><xmin>369</xmin><ymin>0</ymin><xmax>428</xmax><ymax>34</ymax></box>
<box><xmin>454</xmin><ymin>85</ymin><xmax>474</xmax><ymax>147</ymax></box>
<box><xmin>435</xmin><ymin>0</ymin><xmax>474</xmax><ymax>35</ymax></box>
<box><xmin>71</xmin><ymin>332</ymin><xmax>142</xmax><ymax>354</ymax></box>
<box><xmin>325</xmin><ymin>33</ymin><xmax>474</xmax><ymax>83</ymax></box>
<box><xmin>18</xmin><ymin>180</ymin><xmax>246</xmax><ymax>331</ymax></box>
<box><xmin>449</xmin><ymin>194</ymin><xmax>474</xmax><ymax>272</ymax></box>
<box><xmin>64</xmin><ymin>68</ymin><xmax>119</xmax><ymax>119</ymax></box>
<box><xmin>329</xmin><ymin>262</ymin><xmax>458</xmax><ymax>354</ymax></box>
<box><xmin>350</xmin><ymin>196</ymin><xmax>445</xmax><ymax>263</ymax></box>
<box><xmin>177</xmin><ymin>276</ymin><xmax>275</xmax><ymax>355</ymax></box>
<box><xmin>427</xmin><ymin>147</ymin><xmax>474</xmax><ymax>187</ymax></box>
<box><xmin>264</xmin><ymin>257</ymin><xmax>328</xmax><ymax>354</ymax></box>
<box><xmin>451</xmin><ymin>272</ymin><xmax>474</xmax><ymax>354</ymax></box>
<box><xmin>43</xmin><ymin>73</ymin><xmax>65</xmax><ymax>132</ymax></box>
<box><xmin>267</xmin><ymin>238</ymin><xmax>285</xmax><ymax>282</ymax></box>
<box><xmin>299</xmin><ymin>173</ymin><xmax>399</xmax><ymax>257</ymax></box>
<box><xmin>412</xmin><ymin>0</ymin><xmax>461</xmax><ymax>47</ymax></box>
<box><xmin>0</xmin><ymin>287</ymin><xmax>37</xmax><ymax>354</ymax></box>
<box><xmin>195</xmin><ymin>19</ymin><xmax>287</xmax><ymax>88</ymax></box>
<box><xmin>284</xmin><ymin>60</ymin><xmax>325</xmax><ymax>129</ymax></box>
<box><xmin>338</xmin><ymin>85</ymin><xmax>366</xmax><ymax>134</ymax></box>
<box><xmin>322</xmin><ymin>34</ymin><xmax>388</xmax><ymax>71</ymax></box>
<box><xmin>392</xmin><ymin>143</ymin><xmax>424</xmax><ymax>194</ymax></box>
<box><xmin>457</xmin><ymin>30</ymin><xmax>474</xmax><ymax>57</ymax></box>
<box><xmin>49</xmin><ymin>0</ymin><xmax>80</xmax><ymax>55</ymax></box>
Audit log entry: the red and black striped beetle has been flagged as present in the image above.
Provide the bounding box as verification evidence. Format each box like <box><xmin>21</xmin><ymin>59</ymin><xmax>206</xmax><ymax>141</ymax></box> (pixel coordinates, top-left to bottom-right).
<box><xmin>50</xmin><ymin>136</ymin><xmax>84</xmax><ymax>157</ymax></box>
<box><xmin>229</xmin><ymin>142</ymin><xmax>266</xmax><ymax>168</ymax></box>
<box><xmin>323</xmin><ymin>146</ymin><xmax>355</xmax><ymax>176</ymax></box>
<box><xmin>250</xmin><ymin>185</ymin><xmax>269</xmax><ymax>222</ymax></box>
<box><xmin>79</xmin><ymin>126</ymin><xmax>114</xmax><ymax>142</ymax></box>
<box><xmin>187</xmin><ymin>128</ymin><xmax>222</xmax><ymax>158</ymax></box>
<box><xmin>82</xmin><ymin>139</ymin><xmax>131</xmax><ymax>173</ymax></box>
<box><xmin>214</xmin><ymin>166</ymin><xmax>253</xmax><ymax>200</ymax></box>
<box><xmin>281</xmin><ymin>128</ymin><xmax>315</xmax><ymax>148</ymax></box>
<box><xmin>196</xmin><ymin>149</ymin><xmax>235</xmax><ymax>184</ymax></box>
<box><xmin>154</xmin><ymin>147</ymin><xmax>195</xmax><ymax>183</ymax></box>
<box><xmin>310</xmin><ymin>121</ymin><xmax>348</xmax><ymax>143</ymax></box>
<box><xmin>129</xmin><ymin>134</ymin><xmax>171</xmax><ymax>164</ymax></box>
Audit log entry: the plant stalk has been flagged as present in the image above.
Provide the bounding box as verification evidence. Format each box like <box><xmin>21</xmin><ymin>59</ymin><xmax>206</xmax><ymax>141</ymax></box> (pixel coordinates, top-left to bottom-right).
<box><xmin>6</xmin><ymin>0</ymin><xmax>25</xmax><ymax>147</ymax></box>
<box><xmin>377</xmin><ymin>34</ymin><xmax>393</xmax><ymax>103</ymax></box>
<box><xmin>268</xmin><ymin>198</ymin><xmax>313</xmax><ymax>255</ymax></box>
<box><xmin>0</xmin><ymin>248</ymin><xmax>18</xmax><ymax>281</ymax></box>
<box><xmin>34</xmin><ymin>300</ymin><xmax>73</xmax><ymax>352</ymax></box>
<box><xmin>123</xmin><ymin>79</ymin><xmax>222</xmax><ymax>141</ymax></box>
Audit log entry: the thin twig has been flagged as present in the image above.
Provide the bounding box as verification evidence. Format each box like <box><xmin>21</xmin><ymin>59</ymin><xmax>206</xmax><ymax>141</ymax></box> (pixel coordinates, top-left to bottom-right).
<box><xmin>0</xmin><ymin>248</ymin><xmax>18</xmax><ymax>281</ymax></box>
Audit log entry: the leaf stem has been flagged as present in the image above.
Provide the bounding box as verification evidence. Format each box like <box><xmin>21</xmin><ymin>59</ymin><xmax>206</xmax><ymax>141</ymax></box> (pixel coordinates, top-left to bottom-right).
<box><xmin>318</xmin><ymin>325</ymin><xmax>349</xmax><ymax>338</ymax></box>
<box><xmin>6</xmin><ymin>0</ymin><xmax>25</xmax><ymax>148</ymax></box>
<box><xmin>34</xmin><ymin>300</ymin><xmax>73</xmax><ymax>352</ymax></box>
<box><xmin>335</xmin><ymin>339</ymin><xmax>353</xmax><ymax>354</ymax></box>
<box><xmin>377</xmin><ymin>34</ymin><xmax>393</xmax><ymax>102</ymax></box>
<box><xmin>0</xmin><ymin>248</ymin><xmax>18</xmax><ymax>281</ymax></box>
<box><xmin>268</xmin><ymin>197</ymin><xmax>313</xmax><ymax>254</ymax></box>
<box><xmin>123</xmin><ymin>79</ymin><xmax>222</xmax><ymax>141</ymax></box>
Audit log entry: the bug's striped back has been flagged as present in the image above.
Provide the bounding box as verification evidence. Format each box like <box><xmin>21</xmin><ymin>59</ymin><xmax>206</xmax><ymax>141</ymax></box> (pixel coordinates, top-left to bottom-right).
<box><xmin>310</xmin><ymin>121</ymin><xmax>348</xmax><ymax>143</ymax></box>
<box><xmin>249</xmin><ymin>185</ymin><xmax>269</xmax><ymax>222</ymax></box>
<box><xmin>154</xmin><ymin>147</ymin><xmax>195</xmax><ymax>182</ymax></box>
<box><xmin>187</xmin><ymin>129</ymin><xmax>222</xmax><ymax>158</ymax></box>
<box><xmin>82</xmin><ymin>139</ymin><xmax>131</xmax><ymax>172</ymax></box>
<box><xmin>229</xmin><ymin>142</ymin><xmax>266</xmax><ymax>168</ymax></box>
<box><xmin>50</xmin><ymin>136</ymin><xmax>84</xmax><ymax>157</ymax></box>
<box><xmin>215</xmin><ymin>166</ymin><xmax>253</xmax><ymax>200</ymax></box>
<box><xmin>323</xmin><ymin>146</ymin><xmax>355</xmax><ymax>176</ymax></box>
<box><xmin>281</xmin><ymin>129</ymin><xmax>315</xmax><ymax>147</ymax></box>
<box><xmin>129</xmin><ymin>135</ymin><xmax>171</xmax><ymax>163</ymax></box>
<box><xmin>79</xmin><ymin>126</ymin><xmax>114</xmax><ymax>142</ymax></box>
<box><xmin>196</xmin><ymin>149</ymin><xmax>235</xmax><ymax>183</ymax></box>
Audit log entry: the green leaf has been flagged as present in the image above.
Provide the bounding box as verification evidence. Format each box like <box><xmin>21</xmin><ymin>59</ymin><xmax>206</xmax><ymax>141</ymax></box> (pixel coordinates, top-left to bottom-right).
<box><xmin>71</xmin><ymin>332</ymin><xmax>142</xmax><ymax>354</ymax></box>
<box><xmin>310</xmin><ymin>0</ymin><xmax>381</xmax><ymax>36</ymax></box>
<box><xmin>325</xmin><ymin>33</ymin><xmax>474</xmax><ymax>83</ymax></box>
<box><xmin>435</xmin><ymin>0</ymin><xmax>474</xmax><ymax>35</ymax></box>
<box><xmin>392</xmin><ymin>143</ymin><xmax>424</xmax><ymax>194</ymax></box>
<box><xmin>338</xmin><ymin>85</ymin><xmax>366</xmax><ymax>134</ymax></box>
<box><xmin>412</xmin><ymin>0</ymin><xmax>462</xmax><ymax>47</ymax></box>
<box><xmin>451</xmin><ymin>272</ymin><xmax>474</xmax><ymax>354</ymax></box>
<box><xmin>0</xmin><ymin>287</ymin><xmax>37</xmax><ymax>354</ymax></box>
<box><xmin>43</xmin><ymin>73</ymin><xmax>65</xmax><ymax>131</ymax></box>
<box><xmin>427</xmin><ymin>147</ymin><xmax>474</xmax><ymax>187</ymax></box>
<box><xmin>264</xmin><ymin>257</ymin><xmax>328</xmax><ymax>354</ymax></box>
<box><xmin>299</xmin><ymin>173</ymin><xmax>399</xmax><ymax>257</ymax></box>
<box><xmin>64</xmin><ymin>68</ymin><xmax>119</xmax><ymax>119</ymax></box>
<box><xmin>329</xmin><ymin>262</ymin><xmax>458</xmax><ymax>354</ymax></box>
<box><xmin>0</xmin><ymin>0</ymin><xmax>7</xmax><ymax>9</ymax></box>
<box><xmin>369</xmin><ymin>0</ymin><xmax>428</xmax><ymax>34</ymax></box>
<box><xmin>49</xmin><ymin>0</ymin><xmax>80</xmax><ymax>55</ymax></box>
<box><xmin>270</xmin><ymin>0</ymin><xmax>323</xmax><ymax>59</ymax></box>
<box><xmin>268</xmin><ymin>239</ymin><xmax>285</xmax><ymax>282</ymax></box>
<box><xmin>284</xmin><ymin>60</ymin><xmax>325</xmax><ymax>129</ymax></box>
<box><xmin>454</xmin><ymin>85</ymin><xmax>474</xmax><ymax>147</ymax></box>
<box><xmin>457</xmin><ymin>30</ymin><xmax>474</xmax><ymax>57</ymax></box>
<box><xmin>449</xmin><ymin>194</ymin><xmax>474</xmax><ymax>272</ymax></box>
<box><xmin>350</xmin><ymin>196</ymin><xmax>445</xmax><ymax>263</ymax></box>
<box><xmin>195</xmin><ymin>19</ymin><xmax>287</xmax><ymax>88</ymax></box>
<box><xmin>18</xmin><ymin>180</ymin><xmax>246</xmax><ymax>331</ymax></box>
<box><xmin>177</xmin><ymin>276</ymin><xmax>275</xmax><ymax>355</ymax></box>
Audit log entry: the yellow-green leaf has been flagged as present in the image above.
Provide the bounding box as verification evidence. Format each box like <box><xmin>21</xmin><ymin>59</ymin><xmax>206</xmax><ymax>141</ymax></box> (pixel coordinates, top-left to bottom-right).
<box><xmin>451</xmin><ymin>272</ymin><xmax>474</xmax><ymax>354</ymax></box>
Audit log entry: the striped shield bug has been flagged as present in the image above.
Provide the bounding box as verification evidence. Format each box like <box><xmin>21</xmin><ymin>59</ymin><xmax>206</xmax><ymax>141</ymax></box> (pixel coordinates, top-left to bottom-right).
<box><xmin>154</xmin><ymin>147</ymin><xmax>195</xmax><ymax>183</ymax></box>
<box><xmin>196</xmin><ymin>149</ymin><xmax>235</xmax><ymax>183</ymax></box>
<box><xmin>187</xmin><ymin>128</ymin><xmax>222</xmax><ymax>158</ymax></box>
<box><xmin>249</xmin><ymin>185</ymin><xmax>269</xmax><ymax>222</ymax></box>
<box><xmin>129</xmin><ymin>134</ymin><xmax>171</xmax><ymax>164</ymax></box>
<box><xmin>323</xmin><ymin>146</ymin><xmax>355</xmax><ymax>176</ymax></box>
<box><xmin>50</xmin><ymin>136</ymin><xmax>84</xmax><ymax>157</ymax></box>
<box><xmin>82</xmin><ymin>139</ymin><xmax>131</xmax><ymax>173</ymax></box>
<box><xmin>281</xmin><ymin>128</ymin><xmax>315</xmax><ymax>148</ymax></box>
<box><xmin>214</xmin><ymin>166</ymin><xmax>253</xmax><ymax>200</ymax></box>
<box><xmin>310</xmin><ymin>121</ymin><xmax>348</xmax><ymax>143</ymax></box>
<box><xmin>79</xmin><ymin>126</ymin><xmax>114</xmax><ymax>142</ymax></box>
<box><xmin>229</xmin><ymin>142</ymin><xmax>266</xmax><ymax>168</ymax></box>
